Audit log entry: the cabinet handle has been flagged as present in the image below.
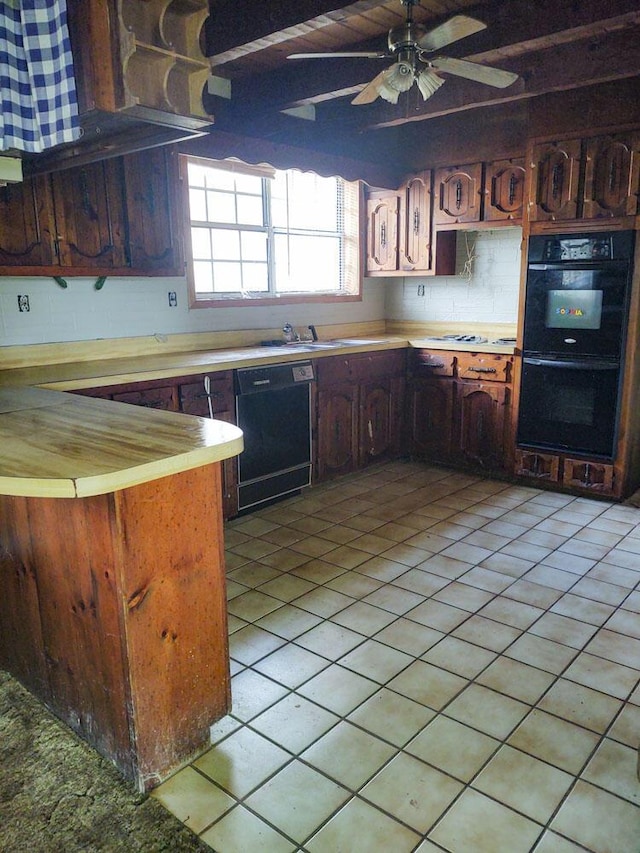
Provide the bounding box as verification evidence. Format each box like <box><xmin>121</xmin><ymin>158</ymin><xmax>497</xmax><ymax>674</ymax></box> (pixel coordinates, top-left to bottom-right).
<box><xmin>380</xmin><ymin>222</ymin><xmax>386</xmax><ymax>248</ymax></box>
<box><xmin>335</xmin><ymin>421</ymin><xmax>340</xmax><ymax>441</ymax></box>
<box><xmin>551</xmin><ymin>162</ymin><xmax>563</xmax><ymax>199</ymax></box>
<box><xmin>413</xmin><ymin>208</ymin><xmax>420</xmax><ymax>234</ymax></box>
<box><xmin>368</xmin><ymin>419</ymin><xmax>373</xmax><ymax>439</ymax></box>
<box><xmin>422</xmin><ymin>361</ymin><xmax>446</xmax><ymax>369</ymax></box>
<box><xmin>468</xmin><ymin>366</ymin><xmax>497</xmax><ymax>374</ymax></box>
<box><xmin>455</xmin><ymin>179</ymin><xmax>463</xmax><ymax>210</ymax></box>
<box><xmin>508</xmin><ymin>174</ymin><xmax>517</xmax><ymax>206</ymax></box>
<box><xmin>608</xmin><ymin>158</ymin><xmax>617</xmax><ymax>194</ymax></box>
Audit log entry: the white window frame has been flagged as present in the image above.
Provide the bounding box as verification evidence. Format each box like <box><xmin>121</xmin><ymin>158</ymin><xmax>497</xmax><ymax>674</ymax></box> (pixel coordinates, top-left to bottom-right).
<box><xmin>180</xmin><ymin>155</ymin><xmax>363</xmax><ymax>308</ymax></box>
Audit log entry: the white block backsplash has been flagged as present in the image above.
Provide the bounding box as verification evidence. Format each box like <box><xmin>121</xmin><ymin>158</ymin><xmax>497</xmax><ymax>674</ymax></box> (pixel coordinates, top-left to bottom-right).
<box><xmin>385</xmin><ymin>228</ymin><xmax>522</xmax><ymax>325</ymax></box>
<box><xmin>0</xmin><ymin>274</ymin><xmax>387</xmax><ymax>346</ymax></box>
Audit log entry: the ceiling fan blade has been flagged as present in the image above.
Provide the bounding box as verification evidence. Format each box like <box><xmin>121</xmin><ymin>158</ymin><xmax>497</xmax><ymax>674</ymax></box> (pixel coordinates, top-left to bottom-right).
<box><xmin>417</xmin><ymin>15</ymin><xmax>486</xmax><ymax>52</ymax></box>
<box><xmin>351</xmin><ymin>69</ymin><xmax>391</xmax><ymax>105</ymax></box>
<box><xmin>287</xmin><ymin>51</ymin><xmax>388</xmax><ymax>60</ymax></box>
<box><xmin>430</xmin><ymin>56</ymin><xmax>519</xmax><ymax>88</ymax></box>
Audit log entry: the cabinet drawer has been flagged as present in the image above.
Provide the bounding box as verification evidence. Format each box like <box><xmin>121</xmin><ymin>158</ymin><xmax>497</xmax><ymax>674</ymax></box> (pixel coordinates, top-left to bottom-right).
<box><xmin>316</xmin><ymin>356</ymin><xmax>356</xmax><ymax>385</ymax></box>
<box><xmin>456</xmin><ymin>353</ymin><xmax>512</xmax><ymax>382</ymax></box>
<box><xmin>413</xmin><ymin>349</ymin><xmax>455</xmax><ymax>377</ymax></box>
<box><xmin>180</xmin><ymin>372</ymin><xmax>234</xmax><ymax>417</ymax></box>
<box><xmin>352</xmin><ymin>349</ymin><xmax>406</xmax><ymax>380</ymax></box>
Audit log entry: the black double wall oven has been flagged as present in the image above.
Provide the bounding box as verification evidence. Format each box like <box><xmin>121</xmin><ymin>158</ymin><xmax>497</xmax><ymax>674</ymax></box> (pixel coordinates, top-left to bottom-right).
<box><xmin>517</xmin><ymin>230</ymin><xmax>635</xmax><ymax>459</ymax></box>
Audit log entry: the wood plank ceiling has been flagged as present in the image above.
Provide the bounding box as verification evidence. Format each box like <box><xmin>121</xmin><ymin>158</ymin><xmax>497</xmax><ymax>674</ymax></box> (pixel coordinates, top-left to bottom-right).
<box><xmin>197</xmin><ymin>0</ymin><xmax>640</xmax><ymax>184</ymax></box>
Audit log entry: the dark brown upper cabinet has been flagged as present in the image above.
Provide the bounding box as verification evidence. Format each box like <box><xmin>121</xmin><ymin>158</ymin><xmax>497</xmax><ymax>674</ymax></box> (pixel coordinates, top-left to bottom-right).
<box><xmin>434</xmin><ymin>163</ymin><xmax>484</xmax><ymax>226</ymax></box>
<box><xmin>399</xmin><ymin>172</ymin><xmax>432</xmax><ymax>272</ymax></box>
<box><xmin>0</xmin><ymin>176</ymin><xmax>56</xmax><ymax>268</ymax></box>
<box><xmin>528</xmin><ymin>138</ymin><xmax>582</xmax><ymax>222</ymax></box>
<box><xmin>484</xmin><ymin>158</ymin><xmax>526</xmax><ymax>223</ymax></box>
<box><xmin>51</xmin><ymin>159</ymin><xmax>127</xmax><ymax>270</ymax></box>
<box><xmin>583</xmin><ymin>133</ymin><xmax>640</xmax><ymax>220</ymax></box>
<box><xmin>122</xmin><ymin>147</ymin><xmax>184</xmax><ymax>274</ymax></box>
<box><xmin>366</xmin><ymin>189</ymin><xmax>400</xmax><ymax>274</ymax></box>
<box><xmin>0</xmin><ymin>147</ymin><xmax>183</xmax><ymax>277</ymax></box>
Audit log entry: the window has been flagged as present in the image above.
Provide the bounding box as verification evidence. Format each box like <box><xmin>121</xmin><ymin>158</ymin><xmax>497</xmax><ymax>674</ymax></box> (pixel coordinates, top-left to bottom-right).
<box><xmin>181</xmin><ymin>156</ymin><xmax>362</xmax><ymax>307</ymax></box>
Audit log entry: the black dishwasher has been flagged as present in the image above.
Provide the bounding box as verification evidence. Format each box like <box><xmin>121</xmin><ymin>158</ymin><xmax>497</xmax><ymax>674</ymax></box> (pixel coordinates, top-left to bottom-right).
<box><xmin>235</xmin><ymin>361</ymin><xmax>314</xmax><ymax>512</ymax></box>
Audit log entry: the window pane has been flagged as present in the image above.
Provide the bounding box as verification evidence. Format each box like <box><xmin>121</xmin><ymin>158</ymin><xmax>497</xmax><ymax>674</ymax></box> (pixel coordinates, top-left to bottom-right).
<box><xmin>211</xmin><ymin>228</ymin><xmax>241</xmax><ymax>260</ymax></box>
<box><xmin>193</xmin><ymin>260</ymin><xmax>214</xmax><ymax>293</ymax></box>
<box><xmin>234</xmin><ymin>172</ymin><xmax>262</xmax><ymax>194</ymax></box>
<box><xmin>241</xmin><ymin>231</ymin><xmax>267</xmax><ymax>261</ymax></box>
<box><xmin>191</xmin><ymin>227</ymin><xmax>212</xmax><ymax>260</ymax></box>
<box><xmin>213</xmin><ymin>262</ymin><xmax>242</xmax><ymax>292</ymax></box>
<box><xmin>189</xmin><ymin>188</ymin><xmax>207</xmax><ymax>222</ymax></box>
<box><xmin>273</xmin><ymin>170</ymin><xmax>339</xmax><ymax>230</ymax></box>
<box><xmin>242</xmin><ymin>262</ymin><xmax>269</xmax><ymax>292</ymax></box>
<box><xmin>187</xmin><ymin>162</ymin><xmax>208</xmax><ymax>188</ymax></box>
<box><xmin>208</xmin><ymin>191</ymin><xmax>236</xmax><ymax>224</ymax></box>
<box><xmin>237</xmin><ymin>194</ymin><xmax>264</xmax><ymax>226</ymax></box>
<box><xmin>206</xmin><ymin>168</ymin><xmax>235</xmax><ymax>190</ymax></box>
<box><xmin>274</xmin><ymin>234</ymin><xmax>340</xmax><ymax>292</ymax></box>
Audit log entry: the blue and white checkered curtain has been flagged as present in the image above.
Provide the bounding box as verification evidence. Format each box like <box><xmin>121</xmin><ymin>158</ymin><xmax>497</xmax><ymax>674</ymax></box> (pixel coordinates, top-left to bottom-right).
<box><xmin>0</xmin><ymin>0</ymin><xmax>81</xmax><ymax>153</ymax></box>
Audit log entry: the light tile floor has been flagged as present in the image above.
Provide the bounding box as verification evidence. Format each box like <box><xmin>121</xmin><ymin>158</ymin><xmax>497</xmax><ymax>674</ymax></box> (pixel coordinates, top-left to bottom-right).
<box><xmin>153</xmin><ymin>462</ymin><xmax>640</xmax><ymax>853</ymax></box>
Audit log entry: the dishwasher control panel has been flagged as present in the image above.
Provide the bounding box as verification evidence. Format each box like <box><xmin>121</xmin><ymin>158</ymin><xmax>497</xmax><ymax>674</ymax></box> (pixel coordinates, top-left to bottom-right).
<box><xmin>292</xmin><ymin>363</ymin><xmax>314</xmax><ymax>382</ymax></box>
<box><xmin>236</xmin><ymin>361</ymin><xmax>314</xmax><ymax>394</ymax></box>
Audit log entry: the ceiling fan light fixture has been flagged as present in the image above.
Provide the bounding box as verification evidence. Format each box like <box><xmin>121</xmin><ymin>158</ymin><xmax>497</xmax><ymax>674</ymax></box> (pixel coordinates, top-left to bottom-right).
<box><xmin>377</xmin><ymin>61</ymin><xmax>415</xmax><ymax>103</ymax></box>
<box><xmin>416</xmin><ymin>67</ymin><xmax>444</xmax><ymax>101</ymax></box>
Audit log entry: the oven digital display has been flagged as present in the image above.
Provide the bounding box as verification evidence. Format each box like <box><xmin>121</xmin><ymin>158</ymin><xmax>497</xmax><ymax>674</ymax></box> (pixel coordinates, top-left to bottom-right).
<box><xmin>545</xmin><ymin>289</ymin><xmax>603</xmax><ymax>330</ymax></box>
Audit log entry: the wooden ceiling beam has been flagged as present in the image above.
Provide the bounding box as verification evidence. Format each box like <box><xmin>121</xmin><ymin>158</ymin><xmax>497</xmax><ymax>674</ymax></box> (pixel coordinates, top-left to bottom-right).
<box><xmin>205</xmin><ymin>0</ymin><xmax>395</xmax><ymax>66</ymax></box>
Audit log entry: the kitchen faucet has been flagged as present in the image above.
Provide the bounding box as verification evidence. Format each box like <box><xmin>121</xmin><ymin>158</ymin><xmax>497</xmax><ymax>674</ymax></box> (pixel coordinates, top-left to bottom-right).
<box><xmin>282</xmin><ymin>322</ymin><xmax>299</xmax><ymax>342</ymax></box>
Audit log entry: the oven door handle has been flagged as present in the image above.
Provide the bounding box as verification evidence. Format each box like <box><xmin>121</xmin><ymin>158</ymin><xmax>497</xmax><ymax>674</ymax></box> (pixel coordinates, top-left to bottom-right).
<box><xmin>524</xmin><ymin>357</ymin><xmax>619</xmax><ymax>371</ymax></box>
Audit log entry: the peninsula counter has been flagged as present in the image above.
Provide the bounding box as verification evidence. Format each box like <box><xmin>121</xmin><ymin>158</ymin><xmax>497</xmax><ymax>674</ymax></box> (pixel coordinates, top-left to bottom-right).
<box><xmin>0</xmin><ymin>386</ymin><xmax>243</xmax><ymax>791</ymax></box>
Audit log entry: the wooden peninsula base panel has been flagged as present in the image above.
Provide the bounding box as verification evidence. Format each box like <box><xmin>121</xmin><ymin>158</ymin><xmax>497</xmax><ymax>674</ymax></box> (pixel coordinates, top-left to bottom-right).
<box><xmin>0</xmin><ymin>386</ymin><xmax>243</xmax><ymax>791</ymax></box>
<box><xmin>0</xmin><ymin>464</ymin><xmax>230</xmax><ymax>790</ymax></box>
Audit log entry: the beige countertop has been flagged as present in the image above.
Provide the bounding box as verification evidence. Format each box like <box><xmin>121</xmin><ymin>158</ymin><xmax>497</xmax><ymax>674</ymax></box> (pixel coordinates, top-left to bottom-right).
<box><xmin>0</xmin><ymin>335</ymin><xmax>516</xmax><ymax>391</ymax></box>
<box><xmin>0</xmin><ymin>387</ymin><xmax>244</xmax><ymax>499</ymax></box>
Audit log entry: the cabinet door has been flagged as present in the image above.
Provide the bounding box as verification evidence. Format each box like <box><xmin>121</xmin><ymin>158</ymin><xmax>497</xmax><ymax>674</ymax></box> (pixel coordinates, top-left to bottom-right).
<box><xmin>514</xmin><ymin>449</ymin><xmax>560</xmax><ymax>482</ymax></box>
<box><xmin>123</xmin><ymin>147</ymin><xmax>184</xmax><ymax>273</ymax></box>
<box><xmin>399</xmin><ymin>172</ymin><xmax>432</xmax><ymax>272</ymax></box>
<box><xmin>360</xmin><ymin>380</ymin><xmax>394</xmax><ymax>465</ymax></box>
<box><xmin>434</xmin><ymin>163</ymin><xmax>483</xmax><ymax>225</ymax></box>
<box><xmin>583</xmin><ymin>133</ymin><xmax>640</xmax><ymax>220</ymax></box>
<box><xmin>409</xmin><ymin>378</ymin><xmax>455</xmax><ymax>460</ymax></box>
<box><xmin>456</xmin><ymin>382</ymin><xmax>509</xmax><ymax>471</ymax></box>
<box><xmin>51</xmin><ymin>159</ymin><xmax>127</xmax><ymax>269</ymax></box>
<box><xmin>484</xmin><ymin>158</ymin><xmax>525</xmax><ymax>223</ymax></box>
<box><xmin>529</xmin><ymin>139</ymin><xmax>581</xmax><ymax>221</ymax></box>
<box><xmin>563</xmin><ymin>458</ymin><xmax>615</xmax><ymax>496</ymax></box>
<box><xmin>366</xmin><ymin>190</ymin><xmax>399</xmax><ymax>273</ymax></box>
<box><xmin>0</xmin><ymin>176</ymin><xmax>56</xmax><ymax>268</ymax></box>
<box><xmin>316</xmin><ymin>385</ymin><xmax>359</xmax><ymax>481</ymax></box>
<box><xmin>179</xmin><ymin>372</ymin><xmax>237</xmax><ymax>518</ymax></box>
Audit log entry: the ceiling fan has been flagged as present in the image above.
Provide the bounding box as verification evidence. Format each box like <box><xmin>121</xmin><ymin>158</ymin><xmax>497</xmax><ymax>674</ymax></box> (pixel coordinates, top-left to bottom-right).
<box><xmin>287</xmin><ymin>0</ymin><xmax>519</xmax><ymax>106</ymax></box>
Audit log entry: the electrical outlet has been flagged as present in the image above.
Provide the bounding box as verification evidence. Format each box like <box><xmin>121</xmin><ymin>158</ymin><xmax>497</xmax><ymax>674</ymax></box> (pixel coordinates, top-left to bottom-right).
<box><xmin>168</xmin><ymin>291</ymin><xmax>177</xmax><ymax>307</ymax></box>
<box><xmin>18</xmin><ymin>294</ymin><xmax>30</xmax><ymax>312</ymax></box>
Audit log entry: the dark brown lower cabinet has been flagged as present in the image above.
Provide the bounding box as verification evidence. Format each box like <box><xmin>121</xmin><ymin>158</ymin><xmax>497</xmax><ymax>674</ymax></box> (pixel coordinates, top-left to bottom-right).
<box><xmin>457</xmin><ymin>382</ymin><xmax>510</xmax><ymax>471</ymax></box>
<box><xmin>315</xmin><ymin>350</ymin><xmax>406</xmax><ymax>482</ymax></box>
<box><xmin>409</xmin><ymin>350</ymin><xmax>513</xmax><ymax>475</ymax></box>
<box><xmin>409</xmin><ymin>377</ymin><xmax>455</xmax><ymax>461</ymax></box>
